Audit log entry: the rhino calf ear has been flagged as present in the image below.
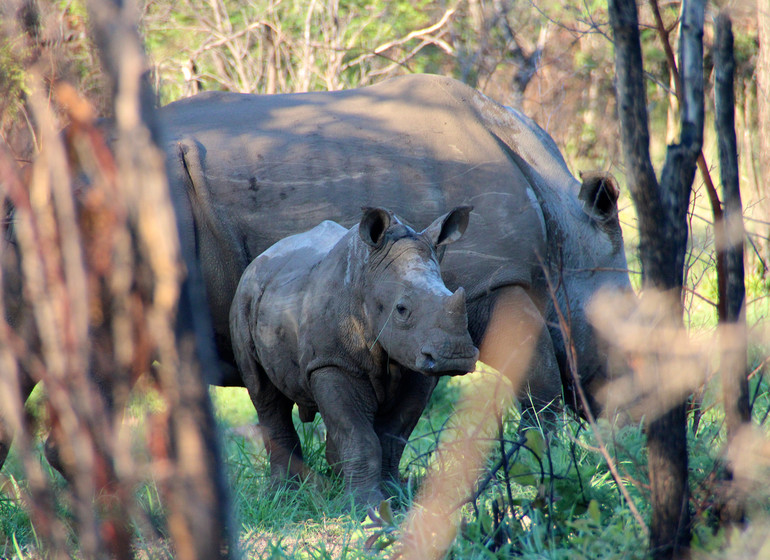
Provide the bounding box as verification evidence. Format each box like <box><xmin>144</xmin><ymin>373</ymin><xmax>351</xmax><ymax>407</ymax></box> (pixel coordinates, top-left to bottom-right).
<box><xmin>359</xmin><ymin>207</ymin><xmax>392</xmax><ymax>247</ymax></box>
<box><xmin>423</xmin><ymin>205</ymin><xmax>473</xmax><ymax>248</ymax></box>
<box><xmin>579</xmin><ymin>172</ymin><xmax>619</xmax><ymax>221</ymax></box>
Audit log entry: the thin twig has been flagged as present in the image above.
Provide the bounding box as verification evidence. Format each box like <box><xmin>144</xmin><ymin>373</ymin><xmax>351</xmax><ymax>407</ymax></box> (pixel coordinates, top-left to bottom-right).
<box><xmin>342</xmin><ymin>7</ymin><xmax>457</xmax><ymax>73</ymax></box>
<box><xmin>374</xmin><ymin>7</ymin><xmax>456</xmax><ymax>55</ymax></box>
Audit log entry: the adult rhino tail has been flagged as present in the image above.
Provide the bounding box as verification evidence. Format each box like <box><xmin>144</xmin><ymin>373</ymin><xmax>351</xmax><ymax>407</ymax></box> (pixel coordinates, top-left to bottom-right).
<box><xmin>175</xmin><ymin>137</ymin><xmax>232</xmax><ymax>246</ymax></box>
<box><xmin>171</xmin><ymin>136</ymin><xmax>250</xmax><ymax>381</ymax></box>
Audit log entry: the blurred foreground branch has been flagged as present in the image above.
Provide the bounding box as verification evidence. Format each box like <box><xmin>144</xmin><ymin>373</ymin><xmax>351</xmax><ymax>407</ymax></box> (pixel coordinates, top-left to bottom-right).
<box><xmin>0</xmin><ymin>0</ymin><xmax>232</xmax><ymax>557</ymax></box>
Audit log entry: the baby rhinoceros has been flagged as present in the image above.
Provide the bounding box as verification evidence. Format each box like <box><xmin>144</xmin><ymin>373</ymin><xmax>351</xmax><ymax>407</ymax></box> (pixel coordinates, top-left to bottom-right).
<box><xmin>230</xmin><ymin>206</ymin><xmax>478</xmax><ymax>505</ymax></box>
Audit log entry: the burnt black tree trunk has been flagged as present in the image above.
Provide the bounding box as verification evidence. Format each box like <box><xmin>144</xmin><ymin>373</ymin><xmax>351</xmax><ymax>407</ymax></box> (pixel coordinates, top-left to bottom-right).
<box><xmin>714</xmin><ymin>11</ymin><xmax>751</xmax><ymax>524</ymax></box>
<box><xmin>609</xmin><ymin>0</ymin><xmax>705</xmax><ymax>557</ymax></box>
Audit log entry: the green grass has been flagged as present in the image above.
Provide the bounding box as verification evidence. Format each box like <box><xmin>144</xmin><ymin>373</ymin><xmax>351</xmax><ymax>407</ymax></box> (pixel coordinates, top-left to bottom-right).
<box><xmin>2</xmin><ymin>364</ymin><xmax>770</xmax><ymax>558</ymax></box>
<box><xmin>0</xmin><ymin>475</ymin><xmax>35</xmax><ymax>559</ymax></box>
<box><xmin>201</xmin><ymin>366</ymin><xmax>769</xmax><ymax>559</ymax></box>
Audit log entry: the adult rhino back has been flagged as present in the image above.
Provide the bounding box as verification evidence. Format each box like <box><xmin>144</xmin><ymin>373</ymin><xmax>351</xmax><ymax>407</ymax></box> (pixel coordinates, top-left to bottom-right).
<box><xmin>161</xmin><ymin>74</ymin><xmax>632</xmax><ymax>414</ymax></box>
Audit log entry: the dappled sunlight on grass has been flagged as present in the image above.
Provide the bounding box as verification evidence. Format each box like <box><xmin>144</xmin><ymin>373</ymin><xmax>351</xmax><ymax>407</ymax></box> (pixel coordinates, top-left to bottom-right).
<box><xmin>209</xmin><ymin>386</ymin><xmax>258</xmax><ymax>428</ymax></box>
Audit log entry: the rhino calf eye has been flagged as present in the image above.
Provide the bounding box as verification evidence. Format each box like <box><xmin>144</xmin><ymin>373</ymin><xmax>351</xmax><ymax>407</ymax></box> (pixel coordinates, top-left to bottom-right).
<box><xmin>396</xmin><ymin>303</ymin><xmax>409</xmax><ymax>316</ymax></box>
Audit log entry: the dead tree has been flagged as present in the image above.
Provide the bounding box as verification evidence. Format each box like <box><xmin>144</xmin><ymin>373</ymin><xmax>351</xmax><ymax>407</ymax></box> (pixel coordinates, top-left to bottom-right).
<box><xmin>756</xmin><ymin>2</ymin><xmax>770</xmax><ymax>266</ymax></box>
<box><xmin>608</xmin><ymin>0</ymin><xmax>705</xmax><ymax>557</ymax></box>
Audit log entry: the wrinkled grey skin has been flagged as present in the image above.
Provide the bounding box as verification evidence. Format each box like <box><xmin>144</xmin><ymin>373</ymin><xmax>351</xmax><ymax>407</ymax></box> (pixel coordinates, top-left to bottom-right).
<box><xmin>161</xmin><ymin>74</ymin><xmax>632</xmax><ymax>417</ymax></box>
<box><xmin>0</xmin><ymin>74</ymin><xmax>632</xmax><ymax>476</ymax></box>
<box><xmin>230</xmin><ymin>207</ymin><xmax>478</xmax><ymax>503</ymax></box>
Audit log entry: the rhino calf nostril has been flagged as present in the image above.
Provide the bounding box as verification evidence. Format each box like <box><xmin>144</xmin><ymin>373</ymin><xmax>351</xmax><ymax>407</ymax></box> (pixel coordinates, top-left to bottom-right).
<box><xmin>421</xmin><ymin>351</ymin><xmax>436</xmax><ymax>370</ymax></box>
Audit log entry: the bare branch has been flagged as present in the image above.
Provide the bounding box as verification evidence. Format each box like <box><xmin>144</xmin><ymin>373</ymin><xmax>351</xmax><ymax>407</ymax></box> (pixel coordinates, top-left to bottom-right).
<box><xmin>342</xmin><ymin>6</ymin><xmax>457</xmax><ymax>75</ymax></box>
<box><xmin>374</xmin><ymin>7</ymin><xmax>456</xmax><ymax>55</ymax></box>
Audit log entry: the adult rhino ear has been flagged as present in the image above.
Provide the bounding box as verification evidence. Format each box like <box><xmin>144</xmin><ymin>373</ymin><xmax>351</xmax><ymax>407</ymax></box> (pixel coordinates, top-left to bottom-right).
<box><xmin>359</xmin><ymin>207</ymin><xmax>392</xmax><ymax>247</ymax></box>
<box><xmin>423</xmin><ymin>205</ymin><xmax>473</xmax><ymax>251</ymax></box>
<box><xmin>579</xmin><ymin>171</ymin><xmax>619</xmax><ymax>222</ymax></box>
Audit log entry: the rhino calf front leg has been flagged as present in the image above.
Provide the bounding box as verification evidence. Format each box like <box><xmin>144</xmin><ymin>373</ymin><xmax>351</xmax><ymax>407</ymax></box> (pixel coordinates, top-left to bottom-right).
<box><xmin>311</xmin><ymin>367</ymin><xmax>384</xmax><ymax>506</ymax></box>
<box><xmin>374</xmin><ymin>369</ymin><xmax>438</xmax><ymax>485</ymax></box>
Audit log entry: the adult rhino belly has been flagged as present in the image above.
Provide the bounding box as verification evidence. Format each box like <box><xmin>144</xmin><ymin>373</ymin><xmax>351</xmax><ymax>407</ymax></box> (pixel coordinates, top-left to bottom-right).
<box><xmin>162</xmin><ymin>80</ymin><xmax>548</xmax><ymax>367</ymax></box>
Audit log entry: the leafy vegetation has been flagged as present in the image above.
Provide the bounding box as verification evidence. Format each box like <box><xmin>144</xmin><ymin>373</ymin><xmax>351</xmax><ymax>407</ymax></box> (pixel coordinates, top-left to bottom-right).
<box><xmin>213</xmin><ymin>359</ymin><xmax>770</xmax><ymax>559</ymax></box>
<box><xmin>2</xmin><ymin>336</ymin><xmax>769</xmax><ymax>558</ymax></box>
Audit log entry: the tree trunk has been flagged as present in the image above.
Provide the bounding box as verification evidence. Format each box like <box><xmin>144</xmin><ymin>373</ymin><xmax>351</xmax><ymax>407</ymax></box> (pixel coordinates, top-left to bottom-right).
<box><xmin>714</xmin><ymin>10</ymin><xmax>750</xmax><ymax>525</ymax></box>
<box><xmin>609</xmin><ymin>0</ymin><xmax>705</xmax><ymax>556</ymax></box>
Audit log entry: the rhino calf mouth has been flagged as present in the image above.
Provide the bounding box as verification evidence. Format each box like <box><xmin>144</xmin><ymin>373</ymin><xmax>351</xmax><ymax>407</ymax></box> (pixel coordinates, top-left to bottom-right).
<box><xmin>416</xmin><ymin>346</ymin><xmax>479</xmax><ymax>376</ymax></box>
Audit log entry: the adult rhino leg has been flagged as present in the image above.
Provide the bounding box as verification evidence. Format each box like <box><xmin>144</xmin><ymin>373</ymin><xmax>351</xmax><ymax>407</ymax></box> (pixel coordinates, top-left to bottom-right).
<box><xmin>310</xmin><ymin>367</ymin><xmax>383</xmax><ymax>506</ymax></box>
<box><xmin>175</xmin><ymin>137</ymin><xmax>250</xmax><ymax>387</ymax></box>
<box><xmin>477</xmin><ymin>285</ymin><xmax>562</xmax><ymax>424</ymax></box>
<box><xmin>374</xmin><ymin>369</ymin><xmax>438</xmax><ymax>488</ymax></box>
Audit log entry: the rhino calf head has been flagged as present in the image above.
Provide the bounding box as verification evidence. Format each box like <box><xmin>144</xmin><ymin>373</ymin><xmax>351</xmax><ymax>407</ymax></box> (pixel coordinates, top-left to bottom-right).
<box><xmin>357</xmin><ymin>206</ymin><xmax>478</xmax><ymax>377</ymax></box>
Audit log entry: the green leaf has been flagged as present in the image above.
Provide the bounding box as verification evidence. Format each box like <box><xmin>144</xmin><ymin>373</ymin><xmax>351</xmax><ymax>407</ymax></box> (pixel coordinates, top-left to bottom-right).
<box><xmin>523</xmin><ymin>428</ymin><xmax>545</xmax><ymax>458</ymax></box>
<box><xmin>587</xmin><ymin>499</ymin><xmax>601</xmax><ymax>524</ymax></box>
<box><xmin>507</xmin><ymin>461</ymin><xmax>538</xmax><ymax>487</ymax></box>
<box><xmin>378</xmin><ymin>499</ymin><xmax>395</xmax><ymax>525</ymax></box>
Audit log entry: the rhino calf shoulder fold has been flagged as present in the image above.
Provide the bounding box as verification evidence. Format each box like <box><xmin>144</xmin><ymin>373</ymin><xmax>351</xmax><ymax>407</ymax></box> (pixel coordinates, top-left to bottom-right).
<box><xmin>229</xmin><ymin>206</ymin><xmax>478</xmax><ymax>505</ymax></box>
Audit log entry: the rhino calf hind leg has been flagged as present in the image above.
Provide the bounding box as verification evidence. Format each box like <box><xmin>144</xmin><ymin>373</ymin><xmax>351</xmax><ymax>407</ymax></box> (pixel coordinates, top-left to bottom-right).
<box><xmin>242</xmin><ymin>368</ymin><xmax>306</xmax><ymax>481</ymax></box>
<box><xmin>259</xmin><ymin>397</ymin><xmax>307</xmax><ymax>482</ymax></box>
<box><xmin>479</xmin><ymin>286</ymin><xmax>562</xmax><ymax>425</ymax></box>
<box><xmin>231</xmin><ymin>312</ymin><xmax>307</xmax><ymax>481</ymax></box>
<box><xmin>311</xmin><ymin>367</ymin><xmax>383</xmax><ymax>506</ymax></box>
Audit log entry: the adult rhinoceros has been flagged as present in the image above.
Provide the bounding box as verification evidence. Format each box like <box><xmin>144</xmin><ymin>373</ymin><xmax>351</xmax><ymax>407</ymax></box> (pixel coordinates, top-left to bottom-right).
<box><xmin>161</xmin><ymin>73</ymin><xmax>632</xmax><ymax>416</ymax></box>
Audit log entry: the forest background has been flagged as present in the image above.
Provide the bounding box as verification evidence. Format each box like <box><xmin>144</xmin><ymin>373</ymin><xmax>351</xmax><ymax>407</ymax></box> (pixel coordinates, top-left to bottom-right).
<box><xmin>5</xmin><ymin>0</ymin><xmax>769</xmax><ymax>286</ymax></box>
<box><xmin>1</xmin><ymin>0</ymin><xmax>769</xmax><ymax>559</ymax></box>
